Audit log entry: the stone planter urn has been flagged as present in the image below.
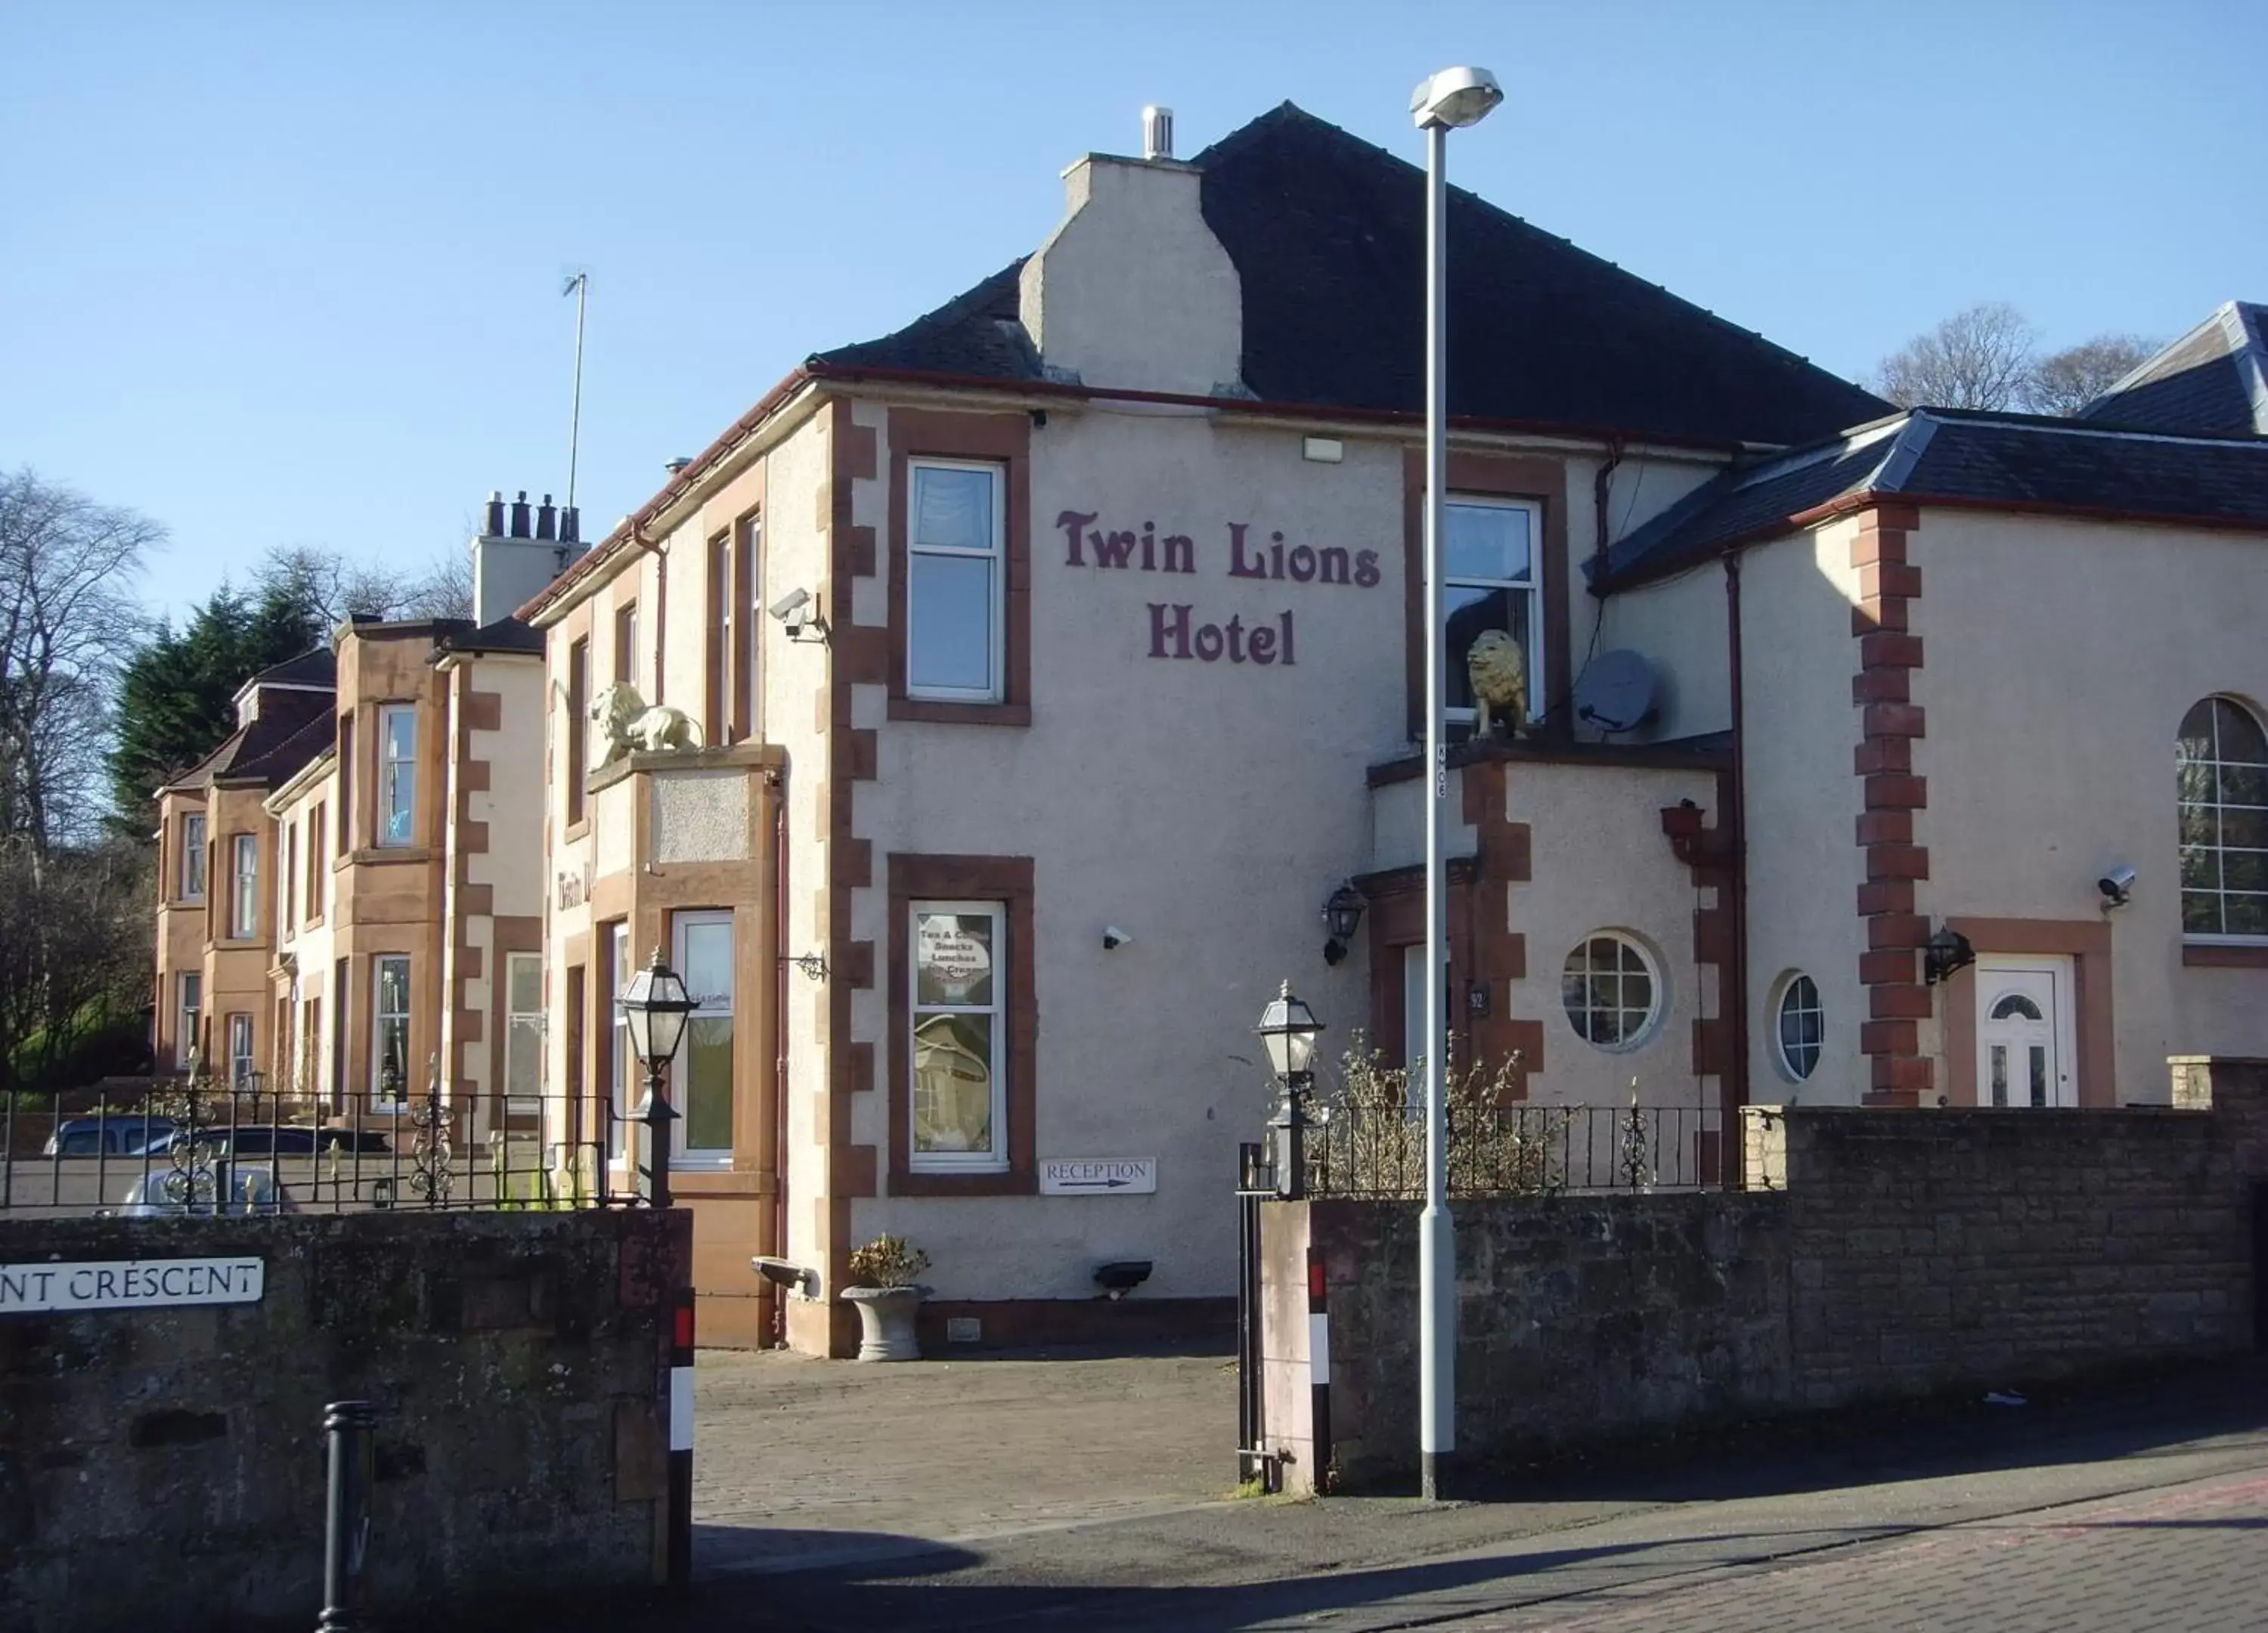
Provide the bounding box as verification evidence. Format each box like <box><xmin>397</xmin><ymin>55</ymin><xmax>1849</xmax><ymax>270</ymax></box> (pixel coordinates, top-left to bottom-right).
<box><xmin>842</xmin><ymin>1285</ymin><xmax>925</xmax><ymax>1362</ymax></box>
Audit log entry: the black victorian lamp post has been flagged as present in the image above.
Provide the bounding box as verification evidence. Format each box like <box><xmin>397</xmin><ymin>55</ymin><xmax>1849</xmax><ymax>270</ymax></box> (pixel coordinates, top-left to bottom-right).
<box><xmin>1257</xmin><ymin>981</ymin><xmax>1324</xmax><ymax>1201</ymax></box>
<box><xmin>618</xmin><ymin>948</ymin><xmax>696</xmax><ymax>1207</ymax></box>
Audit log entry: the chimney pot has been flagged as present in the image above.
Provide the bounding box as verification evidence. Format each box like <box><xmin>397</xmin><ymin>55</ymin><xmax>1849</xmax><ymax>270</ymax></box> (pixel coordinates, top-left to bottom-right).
<box><xmin>484</xmin><ymin>491</ymin><xmax>505</xmax><ymax>536</ymax></box>
<box><xmin>510</xmin><ymin>491</ymin><xmax>531</xmax><ymax>538</ymax></box>
<box><xmin>536</xmin><ymin>494</ymin><xmax>556</xmax><ymax>541</ymax></box>
<box><xmin>1142</xmin><ymin>105</ymin><xmax>1174</xmax><ymax>162</ymax></box>
<box><xmin>561</xmin><ymin>505</ymin><xmax>580</xmax><ymax>544</ymax></box>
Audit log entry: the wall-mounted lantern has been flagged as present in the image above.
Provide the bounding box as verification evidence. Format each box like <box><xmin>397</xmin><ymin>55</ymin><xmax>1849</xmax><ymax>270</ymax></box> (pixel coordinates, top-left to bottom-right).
<box><xmin>1321</xmin><ymin>883</ymin><xmax>1367</xmax><ymax>966</ymax></box>
<box><xmin>1923</xmin><ymin>927</ymin><xmax>1975</xmax><ymax>987</ymax></box>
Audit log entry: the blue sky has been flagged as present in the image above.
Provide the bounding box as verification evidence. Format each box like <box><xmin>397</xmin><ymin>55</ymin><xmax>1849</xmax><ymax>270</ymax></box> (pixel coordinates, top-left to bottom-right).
<box><xmin>6</xmin><ymin>1</ymin><xmax>2263</xmax><ymax>622</ymax></box>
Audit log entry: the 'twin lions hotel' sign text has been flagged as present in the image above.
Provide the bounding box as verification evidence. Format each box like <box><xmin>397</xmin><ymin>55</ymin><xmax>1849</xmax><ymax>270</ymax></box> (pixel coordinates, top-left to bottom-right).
<box><xmin>1</xmin><ymin>1257</ymin><xmax>265</xmax><ymax>1315</ymax></box>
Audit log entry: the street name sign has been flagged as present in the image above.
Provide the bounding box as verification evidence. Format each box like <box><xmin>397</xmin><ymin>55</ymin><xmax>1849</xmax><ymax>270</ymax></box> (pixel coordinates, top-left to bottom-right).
<box><xmin>1040</xmin><ymin>1157</ymin><xmax>1157</xmax><ymax>1195</ymax></box>
<box><xmin>0</xmin><ymin>1257</ymin><xmax>266</xmax><ymax>1315</ymax></box>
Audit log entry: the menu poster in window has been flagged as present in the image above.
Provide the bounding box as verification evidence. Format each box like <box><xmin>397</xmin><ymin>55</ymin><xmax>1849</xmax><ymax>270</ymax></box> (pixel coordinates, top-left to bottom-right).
<box><xmin>916</xmin><ymin>914</ymin><xmax>993</xmax><ymax>1006</ymax></box>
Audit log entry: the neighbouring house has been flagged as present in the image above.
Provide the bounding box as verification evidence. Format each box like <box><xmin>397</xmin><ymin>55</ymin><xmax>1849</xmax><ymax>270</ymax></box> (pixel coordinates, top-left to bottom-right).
<box><xmin>150</xmin><ymin>494</ymin><xmax>572</xmax><ymax>1148</ymax></box>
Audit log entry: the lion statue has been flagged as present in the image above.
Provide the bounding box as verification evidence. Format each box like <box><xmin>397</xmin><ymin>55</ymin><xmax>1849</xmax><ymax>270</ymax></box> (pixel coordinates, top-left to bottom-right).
<box><xmin>1467</xmin><ymin>629</ymin><xmax>1528</xmax><ymax>738</ymax></box>
<box><xmin>590</xmin><ymin>682</ymin><xmax>701</xmax><ymax>767</ymax></box>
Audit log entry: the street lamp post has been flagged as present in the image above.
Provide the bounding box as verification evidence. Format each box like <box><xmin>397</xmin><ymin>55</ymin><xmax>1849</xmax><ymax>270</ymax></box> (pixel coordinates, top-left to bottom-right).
<box><xmin>1409</xmin><ymin>63</ymin><xmax>1503</xmax><ymax>1503</ymax></box>
<box><xmin>617</xmin><ymin>948</ymin><xmax>696</xmax><ymax>1209</ymax></box>
<box><xmin>1257</xmin><ymin>981</ymin><xmax>1324</xmax><ymax>1201</ymax></box>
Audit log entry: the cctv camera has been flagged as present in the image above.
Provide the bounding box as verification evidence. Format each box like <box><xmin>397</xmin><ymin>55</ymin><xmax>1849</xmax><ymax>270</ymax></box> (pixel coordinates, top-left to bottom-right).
<box><xmin>768</xmin><ymin>587</ymin><xmax>810</xmax><ymax>621</ymax></box>
<box><xmin>1101</xmin><ymin>925</ymin><xmax>1134</xmax><ymax>950</ymax></box>
<box><xmin>2098</xmin><ymin>865</ymin><xmax>2136</xmax><ymax>907</ymax></box>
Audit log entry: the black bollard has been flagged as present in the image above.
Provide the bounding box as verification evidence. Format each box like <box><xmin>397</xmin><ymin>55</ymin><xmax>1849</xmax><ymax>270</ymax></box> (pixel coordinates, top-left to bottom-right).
<box><xmin>316</xmin><ymin>1401</ymin><xmax>378</xmax><ymax>1631</ymax></box>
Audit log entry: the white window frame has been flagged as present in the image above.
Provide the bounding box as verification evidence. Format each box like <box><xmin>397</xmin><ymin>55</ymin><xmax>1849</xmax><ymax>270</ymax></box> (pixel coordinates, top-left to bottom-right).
<box><xmin>231</xmin><ymin>834</ymin><xmax>259</xmax><ymax>940</ymax></box>
<box><xmin>906</xmin><ymin>459</ymin><xmax>1006</xmax><ymax>704</ymax></box>
<box><xmin>1774</xmin><ymin>972</ymin><xmax>1823</xmax><ymax>1083</ymax></box>
<box><xmin>2178</xmin><ymin>694</ymin><xmax>2268</xmax><ymax>944</ymax></box>
<box><xmin>504</xmin><ymin>951</ymin><xmax>544</xmax><ymax>1113</ymax></box>
<box><xmin>371</xmin><ymin>953</ymin><xmax>411</xmax><ymax>1107</ymax></box>
<box><xmin>181</xmin><ymin>812</ymin><xmax>206</xmax><ymax>900</ymax></box>
<box><xmin>671</xmin><ymin>909</ymin><xmax>735</xmax><ymax>1168</ymax></box>
<box><xmin>908</xmin><ymin>899</ymin><xmax>1009</xmax><ymax>1174</ymax></box>
<box><xmin>608</xmin><ymin>922</ymin><xmax>631</xmax><ymax>1162</ymax></box>
<box><xmin>1561</xmin><ymin>931</ymin><xmax>1664</xmax><ymax>1055</ymax></box>
<box><xmin>178</xmin><ymin>973</ymin><xmax>201</xmax><ymax>1071</ymax></box>
<box><xmin>739</xmin><ymin>513</ymin><xmax>763</xmax><ymax>737</ymax></box>
<box><xmin>1443</xmin><ymin>494</ymin><xmax>1545</xmax><ymax>727</ymax></box>
<box><xmin>227</xmin><ymin>1012</ymin><xmax>254</xmax><ymax>1089</ymax></box>
<box><xmin>377</xmin><ymin>704</ymin><xmax>417</xmax><ymax>848</ymax></box>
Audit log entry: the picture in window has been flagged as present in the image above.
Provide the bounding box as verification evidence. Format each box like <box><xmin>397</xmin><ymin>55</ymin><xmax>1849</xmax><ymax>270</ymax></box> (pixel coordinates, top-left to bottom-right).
<box><xmin>910</xmin><ymin>903</ymin><xmax>1004</xmax><ymax>1166</ymax></box>
<box><xmin>1561</xmin><ymin>932</ymin><xmax>1659</xmax><ymax>1052</ymax></box>
<box><xmin>906</xmin><ymin>462</ymin><xmax>1003</xmax><ymax>701</ymax></box>
<box><xmin>1443</xmin><ymin>497</ymin><xmax>1539</xmax><ymax>720</ymax></box>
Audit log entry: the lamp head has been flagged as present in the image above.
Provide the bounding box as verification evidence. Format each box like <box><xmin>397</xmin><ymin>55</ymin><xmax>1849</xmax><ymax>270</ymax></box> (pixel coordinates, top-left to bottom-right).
<box><xmin>1410</xmin><ymin>66</ymin><xmax>1504</xmax><ymax>129</ymax></box>
<box><xmin>618</xmin><ymin>947</ymin><xmax>696</xmax><ymax>1067</ymax></box>
<box><xmin>1256</xmin><ymin>979</ymin><xmax>1324</xmax><ymax>1079</ymax></box>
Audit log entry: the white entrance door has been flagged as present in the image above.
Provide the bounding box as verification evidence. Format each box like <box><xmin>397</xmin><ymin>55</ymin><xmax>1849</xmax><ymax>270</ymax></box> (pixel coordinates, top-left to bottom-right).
<box><xmin>1975</xmin><ymin>956</ymin><xmax>2077</xmax><ymax>1108</ymax></box>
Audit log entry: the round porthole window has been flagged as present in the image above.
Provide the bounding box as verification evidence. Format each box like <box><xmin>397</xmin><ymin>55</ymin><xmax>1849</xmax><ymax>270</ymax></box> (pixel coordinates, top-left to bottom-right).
<box><xmin>1561</xmin><ymin>932</ymin><xmax>1661</xmax><ymax>1052</ymax></box>
<box><xmin>1775</xmin><ymin>972</ymin><xmax>1823</xmax><ymax>1082</ymax></box>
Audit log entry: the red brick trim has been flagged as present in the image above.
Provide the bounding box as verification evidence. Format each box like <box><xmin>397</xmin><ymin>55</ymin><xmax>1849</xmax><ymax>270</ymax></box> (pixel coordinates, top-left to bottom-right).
<box><xmin>1850</xmin><ymin>509</ymin><xmax>1930</xmax><ymax>1105</ymax></box>
<box><xmin>885</xmin><ymin>407</ymin><xmax>1033</xmax><ymax>727</ymax></box>
<box><xmin>1660</xmin><ymin>775</ymin><xmax>1740</xmax><ymax>1108</ymax></box>
<box><xmin>886</xmin><ymin>852</ymin><xmax>1038</xmax><ymax>1197</ymax></box>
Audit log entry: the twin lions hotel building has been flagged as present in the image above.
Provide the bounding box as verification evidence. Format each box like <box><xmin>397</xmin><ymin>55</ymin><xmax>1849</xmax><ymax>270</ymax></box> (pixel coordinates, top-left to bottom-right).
<box><xmin>186</xmin><ymin>104</ymin><xmax>2268</xmax><ymax>1354</ymax></box>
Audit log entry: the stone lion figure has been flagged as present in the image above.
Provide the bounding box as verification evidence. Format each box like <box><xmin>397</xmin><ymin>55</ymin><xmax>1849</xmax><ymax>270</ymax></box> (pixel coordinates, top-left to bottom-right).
<box><xmin>590</xmin><ymin>682</ymin><xmax>701</xmax><ymax>766</ymax></box>
<box><xmin>1467</xmin><ymin>629</ymin><xmax>1528</xmax><ymax>738</ymax></box>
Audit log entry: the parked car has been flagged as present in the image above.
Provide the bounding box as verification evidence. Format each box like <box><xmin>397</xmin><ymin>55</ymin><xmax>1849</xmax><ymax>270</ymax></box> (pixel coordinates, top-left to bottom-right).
<box><xmin>146</xmin><ymin>1125</ymin><xmax>390</xmax><ymax>1157</ymax></box>
<box><xmin>110</xmin><ymin>1164</ymin><xmax>294</xmax><ymax>1216</ymax></box>
<box><xmin>41</xmin><ymin>1115</ymin><xmax>177</xmax><ymax>1157</ymax></box>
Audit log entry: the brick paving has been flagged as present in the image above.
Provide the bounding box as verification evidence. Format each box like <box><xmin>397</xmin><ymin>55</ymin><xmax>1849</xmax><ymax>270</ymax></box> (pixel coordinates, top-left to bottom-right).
<box><xmin>692</xmin><ymin>1345</ymin><xmax>1238</xmax><ymax>1573</ymax></box>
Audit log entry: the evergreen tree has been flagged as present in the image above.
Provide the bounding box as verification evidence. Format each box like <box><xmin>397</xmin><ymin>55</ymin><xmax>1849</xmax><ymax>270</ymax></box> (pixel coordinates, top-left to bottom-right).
<box><xmin>106</xmin><ymin>583</ymin><xmax>319</xmax><ymax>833</ymax></box>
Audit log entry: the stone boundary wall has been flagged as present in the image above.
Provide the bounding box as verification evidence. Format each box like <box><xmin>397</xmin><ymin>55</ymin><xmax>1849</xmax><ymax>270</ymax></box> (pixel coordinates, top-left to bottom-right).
<box><xmin>1262</xmin><ymin>1058</ymin><xmax>2266</xmax><ymax>1492</ymax></box>
<box><xmin>0</xmin><ymin>1207</ymin><xmax>692</xmax><ymax>1632</ymax></box>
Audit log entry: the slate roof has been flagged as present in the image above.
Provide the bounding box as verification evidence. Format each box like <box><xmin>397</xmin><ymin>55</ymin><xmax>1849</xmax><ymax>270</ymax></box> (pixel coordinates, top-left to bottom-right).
<box><xmin>1598</xmin><ymin>410</ymin><xmax>2268</xmax><ymax>588</ymax></box>
<box><xmin>2083</xmin><ymin>302</ymin><xmax>2268</xmax><ymax>437</ymax></box>
<box><xmin>433</xmin><ymin>616</ymin><xmax>544</xmax><ymax>657</ymax></box>
<box><xmin>813</xmin><ymin>103</ymin><xmax>1885</xmax><ymax>450</ymax></box>
<box><xmin>246</xmin><ymin>647</ymin><xmax>336</xmax><ymax>689</ymax></box>
<box><xmin>182</xmin><ymin>689</ymin><xmax>335</xmax><ymax>790</ymax></box>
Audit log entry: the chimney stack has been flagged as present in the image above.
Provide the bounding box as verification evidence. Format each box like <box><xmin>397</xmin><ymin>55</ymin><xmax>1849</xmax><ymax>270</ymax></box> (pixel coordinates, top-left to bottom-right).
<box><xmin>1142</xmin><ymin>105</ymin><xmax>1174</xmax><ymax>162</ymax></box>
<box><xmin>472</xmin><ymin>485</ymin><xmax>588</xmax><ymax>627</ymax></box>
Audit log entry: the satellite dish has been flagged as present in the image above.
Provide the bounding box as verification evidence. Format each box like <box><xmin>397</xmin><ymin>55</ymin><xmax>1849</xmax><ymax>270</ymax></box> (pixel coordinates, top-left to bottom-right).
<box><xmin>1573</xmin><ymin>649</ymin><xmax>1657</xmax><ymax>735</ymax></box>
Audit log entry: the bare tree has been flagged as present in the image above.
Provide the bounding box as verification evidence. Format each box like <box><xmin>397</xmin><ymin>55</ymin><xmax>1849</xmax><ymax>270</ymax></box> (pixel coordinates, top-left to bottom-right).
<box><xmin>0</xmin><ymin>470</ymin><xmax>158</xmax><ymax>855</ymax></box>
<box><xmin>1872</xmin><ymin>302</ymin><xmax>2040</xmax><ymax>411</ymax></box>
<box><xmin>256</xmin><ymin>542</ymin><xmax>473</xmax><ymax>627</ymax></box>
<box><xmin>2023</xmin><ymin>333</ymin><xmax>2159</xmax><ymax>417</ymax></box>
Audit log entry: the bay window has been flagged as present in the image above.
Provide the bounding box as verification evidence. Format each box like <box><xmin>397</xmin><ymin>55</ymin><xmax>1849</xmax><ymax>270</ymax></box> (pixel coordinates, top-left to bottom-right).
<box><xmin>909</xmin><ymin>901</ymin><xmax>1006</xmax><ymax>1172</ymax></box>
<box><xmin>672</xmin><ymin>910</ymin><xmax>734</xmax><ymax>1164</ymax></box>
<box><xmin>231</xmin><ymin>834</ymin><xmax>259</xmax><ymax>940</ymax></box>
<box><xmin>372</xmin><ymin>954</ymin><xmax>411</xmax><ymax>1105</ymax></box>
<box><xmin>181</xmin><ymin>812</ymin><xmax>206</xmax><ymax>900</ymax></box>
<box><xmin>906</xmin><ymin>460</ymin><xmax>1005</xmax><ymax>702</ymax></box>
<box><xmin>378</xmin><ymin>705</ymin><xmax>416</xmax><ymax>846</ymax></box>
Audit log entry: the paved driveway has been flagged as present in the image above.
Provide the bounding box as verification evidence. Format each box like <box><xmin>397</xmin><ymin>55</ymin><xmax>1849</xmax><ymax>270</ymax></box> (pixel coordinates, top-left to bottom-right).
<box><xmin>693</xmin><ymin>1343</ymin><xmax>1239</xmax><ymax>1575</ymax></box>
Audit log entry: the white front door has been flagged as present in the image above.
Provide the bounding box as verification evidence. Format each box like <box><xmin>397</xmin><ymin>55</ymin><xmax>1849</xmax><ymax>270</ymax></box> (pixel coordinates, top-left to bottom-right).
<box><xmin>1975</xmin><ymin>956</ymin><xmax>2077</xmax><ymax>1108</ymax></box>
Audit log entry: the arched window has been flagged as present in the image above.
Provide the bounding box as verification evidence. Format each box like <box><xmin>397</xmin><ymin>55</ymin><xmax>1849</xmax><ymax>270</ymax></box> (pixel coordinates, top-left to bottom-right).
<box><xmin>1562</xmin><ymin>933</ymin><xmax>1662</xmax><ymax>1052</ymax></box>
<box><xmin>2178</xmin><ymin>696</ymin><xmax>2268</xmax><ymax>938</ymax></box>
<box><xmin>1775</xmin><ymin>974</ymin><xmax>1823</xmax><ymax>1081</ymax></box>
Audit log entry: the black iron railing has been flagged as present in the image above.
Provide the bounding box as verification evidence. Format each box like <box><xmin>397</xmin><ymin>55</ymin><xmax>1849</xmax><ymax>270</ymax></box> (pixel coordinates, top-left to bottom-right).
<box><xmin>1303</xmin><ymin>1102</ymin><xmax>1729</xmax><ymax>1199</ymax></box>
<box><xmin>0</xmin><ymin>1077</ymin><xmax>625</xmax><ymax>1217</ymax></box>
